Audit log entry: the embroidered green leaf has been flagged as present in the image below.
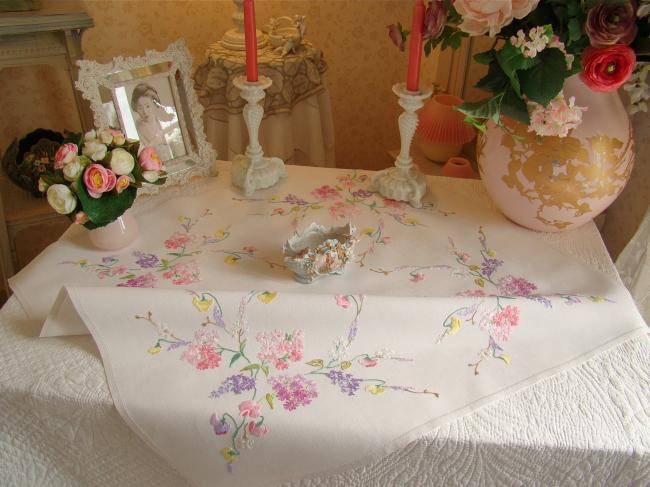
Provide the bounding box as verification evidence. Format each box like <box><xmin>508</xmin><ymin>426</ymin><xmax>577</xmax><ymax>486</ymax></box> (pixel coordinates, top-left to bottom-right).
<box><xmin>161</xmin><ymin>259</ymin><xmax>170</xmax><ymax>269</ymax></box>
<box><xmin>239</xmin><ymin>339</ymin><xmax>247</xmax><ymax>353</ymax></box>
<box><xmin>265</xmin><ymin>393</ymin><xmax>274</xmax><ymax>409</ymax></box>
<box><xmin>261</xmin><ymin>364</ymin><xmax>270</xmax><ymax>377</ymax></box>
<box><xmin>310</xmin><ymin>205</ymin><xmax>323</xmax><ymax>209</ymax></box>
<box><xmin>306</xmin><ymin>359</ymin><xmax>324</xmax><ymax>368</ymax></box>
<box><xmin>474</xmin><ymin>278</ymin><xmax>485</xmax><ymax>288</ymax></box>
<box><xmin>340</xmin><ymin>361</ymin><xmax>352</xmax><ymax>370</ymax></box>
<box><xmin>241</xmin><ymin>364</ymin><xmax>260</xmax><ymax>372</ymax></box>
<box><xmin>230</xmin><ymin>353</ymin><xmax>242</xmax><ymax>367</ymax></box>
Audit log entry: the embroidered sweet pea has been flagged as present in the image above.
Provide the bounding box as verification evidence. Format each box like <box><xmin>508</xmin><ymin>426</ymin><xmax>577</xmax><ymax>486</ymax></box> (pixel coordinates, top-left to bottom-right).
<box><xmin>193</xmin><ymin>296</ymin><xmax>214</xmax><ymax>312</ymax></box>
<box><xmin>358</xmin><ymin>357</ymin><xmax>378</xmax><ymax>368</ymax></box>
<box><xmin>335</xmin><ymin>294</ymin><xmax>351</xmax><ymax>309</ymax></box>
<box><xmin>210</xmin><ymin>414</ymin><xmax>231</xmax><ymax>435</ymax></box>
<box><xmin>238</xmin><ymin>400</ymin><xmax>261</xmax><ymax>418</ymax></box>
<box><xmin>246</xmin><ymin>421</ymin><xmax>268</xmax><ymax>437</ymax></box>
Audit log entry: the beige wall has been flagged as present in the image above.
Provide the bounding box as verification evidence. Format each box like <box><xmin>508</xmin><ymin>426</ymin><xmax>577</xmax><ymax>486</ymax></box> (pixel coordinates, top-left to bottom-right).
<box><xmin>0</xmin><ymin>0</ymin><xmax>444</xmax><ymax>170</ymax></box>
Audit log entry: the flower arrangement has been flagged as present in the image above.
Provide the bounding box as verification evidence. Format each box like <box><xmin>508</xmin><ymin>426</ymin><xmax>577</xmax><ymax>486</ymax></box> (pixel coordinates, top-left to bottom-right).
<box><xmin>38</xmin><ymin>129</ymin><xmax>167</xmax><ymax>229</ymax></box>
<box><xmin>389</xmin><ymin>0</ymin><xmax>650</xmax><ymax>137</ymax></box>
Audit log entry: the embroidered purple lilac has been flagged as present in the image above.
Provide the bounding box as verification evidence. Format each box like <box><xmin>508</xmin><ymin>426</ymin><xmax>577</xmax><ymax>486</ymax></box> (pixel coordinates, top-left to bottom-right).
<box><xmin>481</xmin><ymin>258</ymin><xmax>503</xmax><ymax>278</ymax></box>
<box><xmin>526</xmin><ymin>295</ymin><xmax>552</xmax><ymax>308</ymax></box>
<box><xmin>209</xmin><ymin>374</ymin><xmax>256</xmax><ymax>399</ymax></box>
<box><xmin>497</xmin><ymin>275</ymin><xmax>537</xmax><ymax>297</ymax></box>
<box><xmin>117</xmin><ymin>273</ymin><xmax>157</xmax><ymax>288</ymax></box>
<box><xmin>268</xmin><ymin>374</ymin><xmax>318</xmax><ymax>410</ymax></box>
<box><xmin>284</xmin><ymin>194</ymin><xmax>308</xmax><ymax>205</ymax></box>
<box><xmin>325</xmin><ymin>370</ymin><xmax>363</xmax><ymax>396</ymax></box>
<box><xmin>102</xmin><ymin>256</ymin><xmax>118</xmax><ymax>264</ymax></box>
<box><xmin>210</xmin><ymin>414</ymin><xmax>230</xmax><ymax>435</ymax></box>
<box><xmin>133</xmin><ymin>251</ymin><xmax>160</xmax><ymax>268</ymax></box>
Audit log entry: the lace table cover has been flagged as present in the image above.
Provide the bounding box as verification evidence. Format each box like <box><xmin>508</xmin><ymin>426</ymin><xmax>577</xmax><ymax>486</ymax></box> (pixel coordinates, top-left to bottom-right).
<box><xmin>2</xmin><ymin>164</ymin><xmax>649</xmax><ymax>486</ymax></box>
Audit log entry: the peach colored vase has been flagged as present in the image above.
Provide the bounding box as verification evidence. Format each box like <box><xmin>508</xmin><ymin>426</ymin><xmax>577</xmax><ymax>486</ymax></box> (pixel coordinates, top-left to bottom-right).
<box><xmin>88</xmin><ymin>210</ymin><xmax>139</xmax><ymax>250</ymax></box>
<box><xmin>477</xmin><ymin>76</ymin><xmax>635</xmax><ymax>232</ymax></box>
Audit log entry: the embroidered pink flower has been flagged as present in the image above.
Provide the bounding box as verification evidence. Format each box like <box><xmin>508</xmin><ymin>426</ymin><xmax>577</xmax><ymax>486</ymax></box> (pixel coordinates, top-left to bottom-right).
<box><xmin>458</xmin><ymin>289</ymin><xmax>487</xmax><ymax>297</ymax></box>
<box><xmin>272</xmin><ymin>208</ymin><xmax>285</xmax><ymax>215</ymax></box>
<box><xmin>335</xmin><ymin>294</ymin><xmax>351</xmax><ymax>308</ymax></box>
<box><xmin>163</xmin><ymin>261</ymin><xmax>200</xmax><ymax>285</ymax></box>
<box><xmin>328</xmin><ymin>201</ymin><xmax>359</xmax><ymax>219</ymax></box>
<box><xmin>238</xmin><ymin>400</ymin><xmax>261</xmax><ymax>418</ymax></box>
<box><xmin>359</xmin><ymin>357</ymin><xmax>378</xmax><ymax>367</ymax></box>
<box><xmin>164</xmin><ymin>231</ymin><xmax>193</xmax><ymax>249</ymax></box>
<box><xmin>110</xmin><ymin>265</ymin><xmax>128</xmax><ymax>276</ymax></box>
<box><xmin>380</xmin><ymin>236</ymin><xmax>392</xmax><ymax>244</ymax></box>
<box><xmin>181</xmin><ymin>328</ymin><xmax>221</xmax><ymax>370</ymax></box>
<box><xmin>411</xmin><ymin>272</ymin><xmax>426</xmax><ymax>283</ymax></box>
<box><xmin>246</xmin><ymin>421</ymin><xmax>268</xmax><ymax>437</ymax></box>
<box><xmin>311</xmin><ymin>185</ymin><xmax>341</xmax><ymax>201</ymax></box>
<box><xmin>497</xmin><ymin>275</ymin><xmax>537</xmax><ymax>296</ymax></box>
<box><xmin>382</xmin><ymin>197</ymin><xmax>404</xmax><ymax>210</ymax></box>
<box><xmin>490</xmin><ymin>305</ymin><xmax>520</xmax><ymax>341</ymax></box>
<box><xmin>268</xmin><ymin>374</ymin><xmax>318</xmax><ymax>411</ymax></box>
<box><xmin>256</xmin><ymin>329</ymin><xmax>304</xmax><ymax>369</ymax></box>
<box><xmin>242</xmin><ymin>246</ymin><xmax>257</xmax><ymax>254</ymax></box>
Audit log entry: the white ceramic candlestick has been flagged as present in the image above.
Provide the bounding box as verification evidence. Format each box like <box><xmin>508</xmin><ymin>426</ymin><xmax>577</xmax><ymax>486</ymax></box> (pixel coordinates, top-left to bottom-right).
<box><xmin>371</xmin><ymin>83</ymin><xmax>432</xmax><ymax>208</ymax></box>
<box><xmin>231</xmin><ymin>75</ymin><xmax>286</xmax><ymax>196</ymax></box>
<box><xmin>221</xmin><ymin>0</ymin><xmax>266</xmax><ymax>51</ymax></box>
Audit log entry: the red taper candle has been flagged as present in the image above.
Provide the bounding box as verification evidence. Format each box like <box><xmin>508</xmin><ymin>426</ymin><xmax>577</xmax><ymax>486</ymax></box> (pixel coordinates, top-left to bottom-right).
<box><xmin>406</xmin><ymin>0</ymin><xmax>425</xmax><ymax>92</ymax></box>
<box><xmin>243</xmin><ymin>0</ymin><xmax>258</xmax><ymax>82</ymax></box>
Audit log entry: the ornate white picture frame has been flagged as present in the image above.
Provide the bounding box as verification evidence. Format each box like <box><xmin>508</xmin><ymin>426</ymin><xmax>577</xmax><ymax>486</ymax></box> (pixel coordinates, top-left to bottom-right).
<box><xmin>75</xmin><ymin>39</ymin><xmax>216</xmax><ymax>194</ymax></box>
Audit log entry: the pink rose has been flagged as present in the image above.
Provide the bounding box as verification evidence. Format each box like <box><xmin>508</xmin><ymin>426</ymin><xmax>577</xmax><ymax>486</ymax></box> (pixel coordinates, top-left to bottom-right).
<box><xmin>54</xmin><ymin>143</ymin><xmax>78</xmax><ymax>169</ymax></box>
<box><xmin>454</xmin><ymin>0</ymin><xmax>539</xmax><ymax>37</ymax></box>
<box><xmin>115</xmin><ymin>175</ymin><xmax>132</xmax><ymax>194</ymax></box>
<box><xmin>139</xmin><ymin>146</ymin><xmax>162</xmax><ymax>171</ymax></box>
<box><xmin>83</xmin><ymin>164</ymin><xmax>115</xmax><ymax>198</ymax></box>
<box><xmin>246</xmin><ymin>421</ymin><xmax>268</xmax><ymax>437</ymax></box>
<box><xmin>238</xmin><ymin>400</ymin><xmax>261</xmax><ymax>418</ymax></box>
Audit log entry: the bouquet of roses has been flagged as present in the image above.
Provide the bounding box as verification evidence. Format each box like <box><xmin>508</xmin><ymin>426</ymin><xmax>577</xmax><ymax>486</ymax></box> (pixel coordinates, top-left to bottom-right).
<box><xmin>38</xmin><ymin>129</ymin><xmax>167</xmax><ymax>229</ymax></box>
<box><xmin>389</xmin><ymin>0</ymin><xmax>650</xmax><ymax>137</ymax></box>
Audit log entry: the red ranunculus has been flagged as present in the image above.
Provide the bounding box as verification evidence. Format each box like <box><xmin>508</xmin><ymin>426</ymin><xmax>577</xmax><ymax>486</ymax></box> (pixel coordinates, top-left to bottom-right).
<box><xmin>580</xmin><ymin>44</ymin><xmax>636</xmax><ymax>93</ymax></box>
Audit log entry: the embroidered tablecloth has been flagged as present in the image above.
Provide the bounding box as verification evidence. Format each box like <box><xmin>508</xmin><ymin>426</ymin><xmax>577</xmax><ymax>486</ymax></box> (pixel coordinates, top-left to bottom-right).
<box><xmin>0</xmin><ymin>163</ymin><xmax>650</xmax><ymax>485</ymax></box>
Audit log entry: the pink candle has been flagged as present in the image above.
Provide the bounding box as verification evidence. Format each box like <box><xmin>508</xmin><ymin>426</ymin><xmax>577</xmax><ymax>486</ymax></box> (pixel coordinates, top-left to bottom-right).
<box><xmin>406</xmin><ymin>0</ymin><xmax>425</xmax><ymax>92</ymax></box>
<box><xmin>243</xmin><ymin>0</ymin><xmax>258</xmax><ymax>82</ymax></box>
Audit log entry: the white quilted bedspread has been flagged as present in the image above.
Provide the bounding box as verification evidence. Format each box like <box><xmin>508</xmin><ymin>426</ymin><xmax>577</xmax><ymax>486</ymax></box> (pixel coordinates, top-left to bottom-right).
<box><xmin>1</xmin><ymin>176</ymin><xmax>649</xmax><ymax>486</ymax></box>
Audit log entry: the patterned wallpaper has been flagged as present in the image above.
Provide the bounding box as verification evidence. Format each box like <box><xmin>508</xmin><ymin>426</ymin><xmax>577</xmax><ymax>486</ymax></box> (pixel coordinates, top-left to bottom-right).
<box><xmin>0</xmin><ymin>0</ymin><xmax>440</xmax><ymax>170</ymax></box>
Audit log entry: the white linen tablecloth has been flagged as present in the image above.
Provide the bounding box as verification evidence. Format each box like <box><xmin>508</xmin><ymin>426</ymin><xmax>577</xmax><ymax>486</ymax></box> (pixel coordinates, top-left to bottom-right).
<box><xmin>1</xmin><ymin>165</ymin><xmax>649</xmax><ymax>486</ymax></box>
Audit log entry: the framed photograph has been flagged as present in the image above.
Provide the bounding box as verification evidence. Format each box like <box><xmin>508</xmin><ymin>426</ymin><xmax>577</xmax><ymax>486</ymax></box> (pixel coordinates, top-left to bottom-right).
<box><xmin>75</xmin><ymin>39</ymin><xmax>216</xmax><ymax>193</ymax></box>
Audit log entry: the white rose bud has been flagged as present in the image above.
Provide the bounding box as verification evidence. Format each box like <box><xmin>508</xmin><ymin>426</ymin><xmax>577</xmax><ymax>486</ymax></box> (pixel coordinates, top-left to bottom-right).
<box><xmin>142</xmin><ymin>170</ymin><xmax>159</xmax><ymax>183</ymax></box>
<box><xmin>83</xmin><ymin>129</ymin><xmax>97</xmax><ymax>142</ymax></box>
<box><xmin>82</xmin><ymin>140</ymin><xmax>108</xmax><ymax>162</ymax></box>
<box><xmin>97</xmin><ymin>129</ymin><xmax>113</xmax><ymax>145</ymax></box>
<box><xmin>38</xmin><ymin>177</ymin><xmax>49</xmax><ymax>193</ymax></box>
<box><xmin>109</xmin><ymin>147</ymin><xmax>135</xmax><ymax>175</ymax></box>
<box><xmin>46</xmin><ymin>184</ymin><xmax>77</xmax><ymax>215</ymax></box>
<box><xmin>63</xmin><ymin>158</ymin><xmax>84</xmax><ymax>182</ymax></box>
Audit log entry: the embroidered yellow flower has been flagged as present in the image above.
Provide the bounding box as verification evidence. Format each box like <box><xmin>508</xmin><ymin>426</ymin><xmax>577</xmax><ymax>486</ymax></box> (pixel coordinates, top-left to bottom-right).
<box><xmin>449</xmin><ymin>316</ymin><xmax>461</xmax><ymax>335</ymax></box>
<box><xmin>224</xmin><ymin>255</ymin><xmax>238</xmax><ymax>265</ymax></box>
<box><xmin>147</xmin><ymin>346</ymin><xmax>162</xmax><ymax>355</ymax></box>
<box><xmin>499</xmin><ymin>354</ymin><xmax>511</xmax><ymax>364</ymax></box>
<box><xmin>340</xmin><ymin>361</ymin><xmax>352</xmax><ymax>369</ymax></box>
<box><xmin>192</xmin><ymin>296</ymin><xmax>213</xmax><ymax>312</ymax></box>
<box><xmin>366</xmin><ymin>385</ymin><xmax>386</xmax><ymax>395</ymax></box>
<box><xmin>403</xmin><ymin>217</ymin><xmax>419</xmax><ymax>226</ymax></box>
<box><xmin>76</xmin><ymin>259</ymin><xmax>88</xmax><ymax>267</ymax></box>
<box><xmin>220</xmin><ymin>447</ymin><xmax>238</xmax><ymax>462</ymax></box>
<box><xmin>469</xmin><ymin>265</ymin><xmax>480</xmax><ymax>271</ymax></box>
<box><xmin>360</xmin><ymin>227</ymin><xmax>375</xmax><ymax>237</ymax></box>
<box><xmin>474</xmin><ymin>278</ymin><xmax>485</xmax><ymax>287</ymax></box>
<box><xmin>214</xmin><ymin>229</ymin><xmax>228</xmax><ymax>239</ymax></box>
<box><xmin>590</xmin><ymin>296</ymin><xmax>604</xmax><ymax>303</ymax></box>
<box><xmin>487</xmin><ymin>249</ymin><xmax>496</xmax><ymax>257</ymax></box>
<box><xmin>257</xmin><ymin>291</ymin><xmax>278</xmax><ymax>304</ymax></box>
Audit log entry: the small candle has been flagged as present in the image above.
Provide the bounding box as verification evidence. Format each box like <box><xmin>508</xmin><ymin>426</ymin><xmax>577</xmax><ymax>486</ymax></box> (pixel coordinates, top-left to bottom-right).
<box><xmin>406</xmin><ymin>0</ymin><xmax>425</xmax><ymax>92</ymax></box>
<box><xmin>243</xmin><ymin>0</ymin><xmax>258</xmax><ymax>82</ymax></box>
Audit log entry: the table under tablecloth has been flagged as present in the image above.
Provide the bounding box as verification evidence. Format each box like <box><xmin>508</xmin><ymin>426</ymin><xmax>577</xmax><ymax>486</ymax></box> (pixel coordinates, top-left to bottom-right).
<box><xmin>1</xmin><ymin>163</ymin><xmax>649</xmax><ymax>486</ymax></box>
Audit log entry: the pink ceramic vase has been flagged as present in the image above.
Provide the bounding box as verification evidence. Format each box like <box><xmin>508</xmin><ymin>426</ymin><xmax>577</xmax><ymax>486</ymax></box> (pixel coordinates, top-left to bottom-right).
<box><xmin>88</xmin><ymin>210</ymin><xmax>139</xmax><ymax>250</ymax></box>
<box><xmin>441</xmin><ymin>157</ymin><xmax>475</xmax><ymax>179</ymax></box>
<box><xmin>416</xmin><ymin>94</ymin><xmax>476</xmax><ymax>162</ymax></box>
<box><xmin>477</xmin><ymin>76</ymin><xmax>634</xmax><ymax>232</ymax></box>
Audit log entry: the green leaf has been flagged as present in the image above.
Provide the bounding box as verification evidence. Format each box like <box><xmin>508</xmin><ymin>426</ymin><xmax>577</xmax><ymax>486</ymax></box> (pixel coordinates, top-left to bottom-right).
<box><xmin>265</xmin><ymin>393</ymin><xmax>274</xmax><ymax>410</ymax></box>
<box><xmin>501</xmin><ymin>86</ymin><xmax>531</xmax><ymax>125</ymax></box>
<box><xmin>239</xmin><ymin>339</ymin><xmax>247</xmax><ymax>353</ymax></box>
<box><xmin>261</xmin><ymin>364</ymin><xmax>270</xmax><ymax>377</ymax></box>
<box><xmin>456</xmin><ymin>93</ymin><xmax>505</xmax><ymax>125</ymax></box>
<box><xmin>442</xmin><ymin>29</ymin><xmax>466</xmax><ymax>50</ymax></box>
<box><xmin>76</xmin><ymin>176</ymin><xmax>137</xmax><ymax>228</ymax></box>
<box><xmin>474</xmin><ymin>50</ymin><xmax>495</xmax><ymax>65</ymax></box>
<box><xmin>424</xmin><ymin>39</ymin><xmax>432</xmax><ymax>57</ymax></box>
<box><xmin>241</xmin><ymin>364</ymin><xmax>260</xmax><ymax>372</ymax></box>
<box><xmin>568</xmin><ymin>17</ymin><xmax>582</xmax><ymax>42</ymax></box>
<box><xmin>230</xmin><ymin>353</ymin><xmax>242</xmax><ymax>367</ymax></box>
<box><xmin>475</xmin><ymin>62</ymin><xmax>509</xmax><ymax>94</ymax></box>
<box><xmin>495</xmin><ymin>43</ymin><xmax>539</xmax><ymax>97</ymax></box>
<box><xmin>519</xmin><ymin>48</ymin><xmax>567</xmax><ymax>106</ymax></box>
<box><xmin>306</xmin><ymin>359</ymin><xmax>324</xmax><ymax>368</ymax></box>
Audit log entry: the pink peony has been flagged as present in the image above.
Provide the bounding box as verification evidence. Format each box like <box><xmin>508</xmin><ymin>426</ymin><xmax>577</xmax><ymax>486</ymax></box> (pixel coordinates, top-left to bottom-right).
<box><xmin>54</xmin><ymin>143</ymin><xmax>78</xmax><ymax>169</ymax></box>
<box><xmin>138</xmin><ymin>146</ymin><xmax>162</xmax><ymax>171</ymax></box>
<box><xmin>454</xmin><ymin>0</ymin><xmax>540</xmax><ymax>37</ymax></box>
<box><xmin>238</xmin><ymin>400</ymin><xmax>261</xmax><ymax>418</ymax></box>
<box><xmin>83</xmin><ymin>164</ymin><xmax>115</xmax><ymax>198</ymax></box>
